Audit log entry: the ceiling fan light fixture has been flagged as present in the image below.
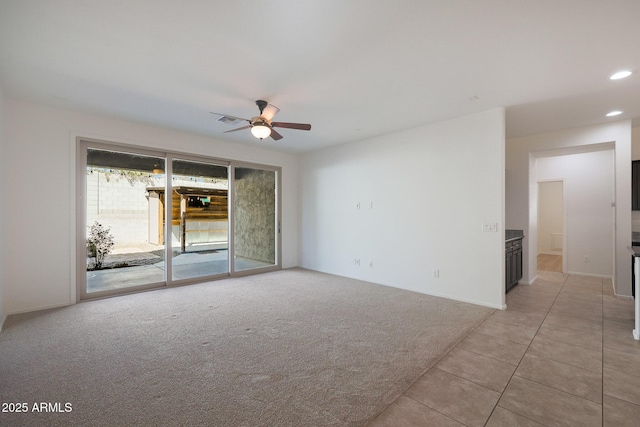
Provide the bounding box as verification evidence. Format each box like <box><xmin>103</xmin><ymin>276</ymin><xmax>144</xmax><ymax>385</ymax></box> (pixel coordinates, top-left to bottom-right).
<box><xmin>215</xmin><ymin>100</ymin><xmax>310</xmax><ymax>141</ymax></box>
<box><xmin>251</xmin><ymin>123</ymin><xmax>272</xmax><ymax>140</ymax></box>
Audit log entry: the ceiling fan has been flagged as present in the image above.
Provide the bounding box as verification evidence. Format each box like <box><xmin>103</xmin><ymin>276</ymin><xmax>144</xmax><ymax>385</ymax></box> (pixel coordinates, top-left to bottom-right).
<box><xmin>211</xmin><ymin>100</ymin><xmax>311</xmax><ymax>141</ymax></box>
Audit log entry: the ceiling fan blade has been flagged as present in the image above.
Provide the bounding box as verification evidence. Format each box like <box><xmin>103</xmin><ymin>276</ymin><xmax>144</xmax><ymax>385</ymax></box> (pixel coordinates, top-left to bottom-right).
<box><xmin>261</xmin><ymin>104</ymin><xmax>280</xmax><ymax>121</ymax></box>
<box><xmin>271</xmin><ymin>122</ymin><xmax>312</xmax><ymax>131</ymax></box>
<box><xmin>223</xmin><ymin>125</ymin><xmax>252</xmax><ymax>133</ymax></box>
<box><xmin>270</xmin><ymin>128</ymin><xmax>283</xmax><ymax>140</ymax></box>
<box><xmin>210</xmin><ymin>112</ymin><xmax>251</xmax><ymax>125</ymax></box>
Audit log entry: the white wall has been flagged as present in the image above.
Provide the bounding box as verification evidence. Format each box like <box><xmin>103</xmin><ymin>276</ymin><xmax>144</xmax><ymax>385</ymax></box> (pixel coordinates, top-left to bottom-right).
<box><xmin>536</xmin><ymin>151</ymin><xmax>614</xmax><ymax>276</ymax></box>
<box><xmin>2</xmin><ymin>99</ymin><xmax>299</xmax><ymax>314</ymax></box>
<box><xmin>537</xmin><ymin>181</ymin><xmax>563</xmax><ymax>255</ymax></box>
<box><xmin>506</xmin><ymin>121</ymin><xmax>631</xmax><ymax>297</ymax></box>
<box><xmin>299</xmin><ymin>109</ymin><xmax>506</xmax><ymax>309</ymax></box>
<box><xmin>0</xmin><ymin>86</ymin><xmax>6</xmax><ymax>329</ymax></box>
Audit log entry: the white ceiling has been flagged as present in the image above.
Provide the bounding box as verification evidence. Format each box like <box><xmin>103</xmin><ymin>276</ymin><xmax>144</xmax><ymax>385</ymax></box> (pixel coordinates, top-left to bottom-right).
<box><xmin>1</xmin><ymin>0</ymin><xmax>639</xmax><ymax>153</ymax></box>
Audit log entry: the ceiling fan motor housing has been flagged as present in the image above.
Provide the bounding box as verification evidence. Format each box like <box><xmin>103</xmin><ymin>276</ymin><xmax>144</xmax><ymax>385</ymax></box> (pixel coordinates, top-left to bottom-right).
<box><xmin>256</xmin><ymin>100</ymin><xmax>268</xmax><ymax>114</ymax></box>
<box><xmin>251</xmin><ymin>118</ymin><xmax>270</xmax><ymax>127</ymax></box>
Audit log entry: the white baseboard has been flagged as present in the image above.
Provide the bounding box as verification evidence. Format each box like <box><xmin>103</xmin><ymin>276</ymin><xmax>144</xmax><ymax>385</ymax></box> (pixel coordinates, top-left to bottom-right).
<box><xmin>315</xmin><ymin>270</ymin><xmax>508</xmax><ymax>310</ymax></box>
<box><xmin>7</xmin><ymin>301</ymin><xmax>71</xmax><ymax>316</ymax></box>
<box><xmin>565</xmin><ymin>271</ymin><xmax>613</xmax><ymax>280</ymax></box>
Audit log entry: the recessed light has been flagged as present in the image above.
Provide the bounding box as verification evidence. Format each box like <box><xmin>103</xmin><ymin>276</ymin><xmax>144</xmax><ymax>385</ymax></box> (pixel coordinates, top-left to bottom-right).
<box><xmin>610</xmin><ymin>70</ymin><xmax>632</xmax><ymax>80</ymax></box>
<box><xmin>606</xmin><ymin>110</ymin><xmax>623</xmax><ymax>117</ymax></box>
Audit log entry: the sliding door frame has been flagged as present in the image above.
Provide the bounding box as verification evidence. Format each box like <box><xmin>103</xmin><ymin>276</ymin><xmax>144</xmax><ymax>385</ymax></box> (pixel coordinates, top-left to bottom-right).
<box><xmin>228</xmin><ymin>162</ymin><xmax>282</xmax><ymax>277</ymax></box>
<box><xmin>76</xmin><ymin>139</ymin><xmax>170</xmax><ymax>301</ymax></box>
<box><xmin>167</xmin><ymin>153</ymin><xmax>231</xmax><ymax>285</ymax></box>
<box><xmin>76</xmin><ymin>137</ymin><xmax>282</xmax><ymax>301</ymax></box>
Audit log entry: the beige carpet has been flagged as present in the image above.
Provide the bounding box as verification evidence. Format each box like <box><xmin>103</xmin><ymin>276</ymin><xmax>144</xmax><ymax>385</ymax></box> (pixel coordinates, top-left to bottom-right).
<box><xmin>0</xmin><ymin>268</ymin><xmax>493</xmax><ymax>426</ymax></box>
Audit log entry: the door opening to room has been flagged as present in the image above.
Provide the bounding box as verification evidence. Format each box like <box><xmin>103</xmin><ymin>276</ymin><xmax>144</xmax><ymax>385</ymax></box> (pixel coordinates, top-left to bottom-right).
<box><xmin>77</xmin><ymin>139</ymin><xmax>281</xmax><ymax>300</ymax></box>
<box><xmin>537</xmin><ymin>180</ymin><xmax>564</xmax><ymax>273</ymax></box>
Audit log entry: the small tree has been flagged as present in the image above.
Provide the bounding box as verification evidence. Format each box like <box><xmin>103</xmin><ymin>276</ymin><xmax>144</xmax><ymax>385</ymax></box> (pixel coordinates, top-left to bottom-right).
<box><xmin>87</xmin><ymin>222</ymin><xmax>115</xmax><ymax>270</ymax></box>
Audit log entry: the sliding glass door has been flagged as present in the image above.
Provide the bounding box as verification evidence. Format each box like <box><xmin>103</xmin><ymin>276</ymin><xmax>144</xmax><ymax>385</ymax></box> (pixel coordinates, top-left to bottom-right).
<box><xmin>82</xmin><ymin>147</ymin><xmax>167</xmax><ymax>296</ymax></box>
<box><xmin>170</xmin><ymin>158</ymin><xmax>229</xmax><ymax>281</ymax></box>
<box><xmin>78</xmin><ymin>140</ymin><xmax>281</xmax><ymax>300</ymax></box>
<box><xmin>233</xmin><ymin>166</ymin><xmax>278</xmax><ymax>272</ymax></box>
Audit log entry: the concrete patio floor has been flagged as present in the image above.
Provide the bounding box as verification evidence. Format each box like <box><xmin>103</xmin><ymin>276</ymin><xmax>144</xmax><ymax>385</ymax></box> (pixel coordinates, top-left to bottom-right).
<box><xmin>86</xmin><ymin>249</ymin><xmax>271</xmax><ymax>293</ymax></box>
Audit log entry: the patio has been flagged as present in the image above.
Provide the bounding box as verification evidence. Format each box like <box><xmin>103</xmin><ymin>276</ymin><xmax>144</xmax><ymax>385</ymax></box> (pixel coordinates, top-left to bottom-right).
<box><xmin>87</xmin><ymin>247</ymin><xmax>271</xmax><ymax>293</ymax></box>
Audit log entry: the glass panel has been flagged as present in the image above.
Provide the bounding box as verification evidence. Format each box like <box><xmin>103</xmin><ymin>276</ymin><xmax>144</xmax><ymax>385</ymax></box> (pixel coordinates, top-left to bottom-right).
<box><xmin>170</xmin><ymin>159</ymin><xmax>229</xmax><ymax>280</ymax></box>
<box><xmin>234</xmin><ymin>167</ymin><xmax>277</xmax><ymax>271</ymax></box>
<box><xmin>85</xmin><ymin>148</ymin><xmax>165</xmax><ymax>293</ymax></box>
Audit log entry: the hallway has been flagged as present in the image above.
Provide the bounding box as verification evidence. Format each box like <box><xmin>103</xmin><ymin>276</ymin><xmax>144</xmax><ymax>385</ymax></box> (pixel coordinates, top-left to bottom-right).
<box><xmin>537</xmin><ymin>254</ymin><xmax>562</xmax><ymax>273</ymax></box>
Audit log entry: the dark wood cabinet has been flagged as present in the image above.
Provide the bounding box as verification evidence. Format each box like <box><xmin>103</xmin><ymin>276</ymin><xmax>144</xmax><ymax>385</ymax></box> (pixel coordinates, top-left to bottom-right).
<box><xmin>506</xmin><ymin>238</ymin><xmax>523</xmax><ymax>292</ymax></box>
<box><xmin>633</xmin><ymin>161</ymin><xmax>640</xmax><ymax>211</ymax></box>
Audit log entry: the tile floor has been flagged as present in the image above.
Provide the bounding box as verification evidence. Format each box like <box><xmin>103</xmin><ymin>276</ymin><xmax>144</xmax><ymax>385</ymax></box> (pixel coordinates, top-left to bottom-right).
<box><xmin>369</xmin><ymin>271</ymin><xmax>640</xmax><ymax>426</ymax></box>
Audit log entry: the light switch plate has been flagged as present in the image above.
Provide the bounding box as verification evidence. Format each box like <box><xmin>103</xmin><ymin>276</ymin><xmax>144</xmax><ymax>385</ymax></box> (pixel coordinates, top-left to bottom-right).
<box><xmin>482</xmin><ymin>222</ymin><xmax>498</xmax><ymax>232</ymax></box>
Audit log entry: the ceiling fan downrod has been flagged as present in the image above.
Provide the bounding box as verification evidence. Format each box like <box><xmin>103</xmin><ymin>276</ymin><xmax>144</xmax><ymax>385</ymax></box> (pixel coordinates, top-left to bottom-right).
<box><xmin>256</xmin><ymin>100</ymin><xmax>268</xmax><ymax>115</ymax></box>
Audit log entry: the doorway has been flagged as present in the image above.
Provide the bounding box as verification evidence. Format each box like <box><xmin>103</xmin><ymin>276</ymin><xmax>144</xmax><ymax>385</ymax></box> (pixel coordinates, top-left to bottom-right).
<box><xmin>537</xmin><ymin>180</ymin><xmax>564</xmax><ymax>273</ymax></box>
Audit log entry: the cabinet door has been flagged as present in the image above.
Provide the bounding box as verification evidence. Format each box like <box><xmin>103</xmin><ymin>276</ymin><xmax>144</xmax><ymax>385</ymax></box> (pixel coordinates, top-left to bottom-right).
<box><xmin>515</xmin><ymin>247</ymin><xmax>523</xmax><ymax>283</ymax></box>
<box><xmin>505</xmin><ymin>253</ymin><xmax>510</xmax><ymax>291</ymax></box>
<box><xmin>510</xmin><ymin>249</ymin><xmax>518</xmax><ymax>286</ymax></box>
<box><xmin>506</xmin><ymin>243</ymin><xmax>513</xmax><ymax>291</ymax></box>
<box><xmin>633</xmin><ymin>161</ymin><xmax>640</xmax><ymax>211</ymax></box>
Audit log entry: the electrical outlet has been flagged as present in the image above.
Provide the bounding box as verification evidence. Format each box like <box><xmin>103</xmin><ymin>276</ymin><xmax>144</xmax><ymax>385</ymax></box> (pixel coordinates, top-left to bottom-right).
<box><xmin>433</xmin><ymin>269</ymin><xmax>439</xmax><ymax>278</ymax></box>
<box><xmin>354</xmin><ymin>258</ymin><xmax>360</xmax><ymax>266</ymax></box>
<box><xmin>368</xmin><ymin>260</ymin><xmax>374</xmax><ymax>268</ymax></box>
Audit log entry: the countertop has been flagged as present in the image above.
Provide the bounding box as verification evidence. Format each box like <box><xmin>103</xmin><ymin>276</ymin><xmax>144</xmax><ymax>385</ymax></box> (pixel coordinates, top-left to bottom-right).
<box><xmin>506</xmin><ymin>229</ymin><xmax>524</xmax><ymax>242</ymax></box>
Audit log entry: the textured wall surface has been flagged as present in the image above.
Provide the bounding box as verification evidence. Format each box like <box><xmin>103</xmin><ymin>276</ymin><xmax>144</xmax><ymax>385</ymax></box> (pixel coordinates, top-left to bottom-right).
<box><xmin>86</xmin><ymin>171</ymin><xmax>156</xmax><ymax>245</ymax></box>
<box><xmin>234</xmin><ymin>168</ymin><xmax>276</xmax><ymax>264</ymax></box>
